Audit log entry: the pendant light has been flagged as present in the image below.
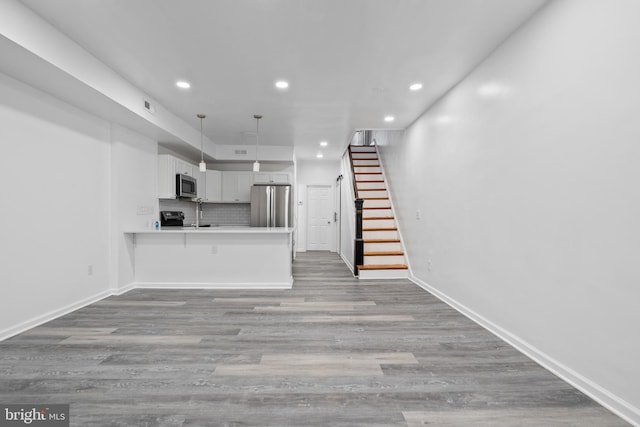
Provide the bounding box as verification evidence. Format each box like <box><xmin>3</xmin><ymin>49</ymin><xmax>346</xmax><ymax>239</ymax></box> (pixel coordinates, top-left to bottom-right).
<box><xmin>253</xmin><ymin>114</ymin><xmax>262</xmax><ymax>172</ymax></box>
<box><xmin>197</xmin><ymin>113</ymin><xmax>206</xmax><ymax>172</ymax></box>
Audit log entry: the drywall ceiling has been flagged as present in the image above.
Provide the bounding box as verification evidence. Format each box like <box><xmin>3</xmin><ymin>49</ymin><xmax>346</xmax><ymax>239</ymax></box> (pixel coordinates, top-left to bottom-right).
<box><xmin>18</xmin><ymin>0</ymin><xmax>547</xmax><ymax>161</ymax></box>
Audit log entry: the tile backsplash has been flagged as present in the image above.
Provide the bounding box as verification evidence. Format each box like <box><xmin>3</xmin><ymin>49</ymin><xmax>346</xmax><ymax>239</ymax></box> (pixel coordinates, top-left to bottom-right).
<box><xmin>159</xmin><ymin>200</ymin><xmax>250</xmax><ymax>226</ymax></box>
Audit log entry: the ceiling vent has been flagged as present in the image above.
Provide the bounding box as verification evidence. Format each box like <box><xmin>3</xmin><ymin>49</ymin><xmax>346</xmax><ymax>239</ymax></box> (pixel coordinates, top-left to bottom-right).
<box><xmin>143</xmin><ymin>98</ymin><xmax>155</xmax><ymax>114</ymax></box>
<box><xmin>234</xmin><ymin>149</ymin><xmax>248</xmax><ymax>155</ymax></box>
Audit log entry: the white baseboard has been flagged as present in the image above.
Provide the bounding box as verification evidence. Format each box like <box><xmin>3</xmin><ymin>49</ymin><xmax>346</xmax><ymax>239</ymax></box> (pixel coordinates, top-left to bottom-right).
<box><xmin>132</xmin><ymin>280</ymin><xmax>293</xmax><ymax>290</ymax></box>
<box><xmin>0</xmin><ymin>289</ymin><xmax>113</xmax><ymax>342</ymax></box>
<box><xmin>340</xmin><ymin>253</ymin><xmax>355</xmax><ymax>275</ymax></box>
<box><xmin>409</xmin><ymin>274</ymin><xmax>640</xmax><ymax>427</ymax></box>
<box><xmin>111</xmin><ymin>283</ymin><xmax>135</xmax><ymax>296</ymax></box>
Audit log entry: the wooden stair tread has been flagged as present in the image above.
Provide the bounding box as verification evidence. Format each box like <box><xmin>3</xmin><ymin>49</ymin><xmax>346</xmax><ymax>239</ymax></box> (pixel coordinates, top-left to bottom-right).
<box><xmin>354</xmin><ymin>172</ymin><xmax>383</xmax><ymax>175</ymax></box>
<box><xmin>363</xmin><ymin>207</ymin><xmax>392</xmax><ymax>210</ymax></box>
<box><xmin>350</xmin><ymin>157</ymin><xmax>379</xmax><ymax>160</ymax></box>
<box><xmin>356</xmin><ymin>180</ymin><xmax>385</xmax><ymax>183</ymax></box>
<box><xmin>364</xmin><ymin>251</ymin><xmax>404</xmax><ymax>256</ymax></box>
<box><xmin>360</xmin><ymin>197</ymin><xmax>389</xmax><ymax>200</ymax></box>
<box><xmin>363</xmin><ymin>216</ymin><xmax>394</xmax><ymax>220</ymax></box>
<box><xmin>364</xmin><ymin>239</ymin><xmax>400</xmax><ymax>243</ymax></box>
<box><xmin>357</xmin><ymin>188</ymin><xmax>387</xmax><ymax>191</ymax></box>
<box><xmin>358</xmin><ymin>264</ymin><xmax>408</xmax><ymax>270</ymax></box>
<box><xmin>353</xmin><ymin>164</ymin><xmax>380</xmax><ymax>167</ymax></box>
<box><xmin>363</xmin><ymin>227</ymin><xmax>397</xmax><ymax>231</ymax></box>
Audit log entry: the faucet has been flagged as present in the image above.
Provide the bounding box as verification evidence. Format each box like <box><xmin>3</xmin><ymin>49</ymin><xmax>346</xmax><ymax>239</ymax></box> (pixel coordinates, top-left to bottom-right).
<box><xmin>193</xmin><ymin>198</ymin><xmax>204</xmax><ymax>228</ymax></box>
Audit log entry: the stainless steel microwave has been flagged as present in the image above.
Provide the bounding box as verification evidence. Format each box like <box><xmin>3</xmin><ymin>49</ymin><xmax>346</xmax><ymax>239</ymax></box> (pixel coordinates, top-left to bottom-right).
<box><xmin>176</xmin><ymin>173</ymin><xmax>197</xmax><ymax>198</ymax></box>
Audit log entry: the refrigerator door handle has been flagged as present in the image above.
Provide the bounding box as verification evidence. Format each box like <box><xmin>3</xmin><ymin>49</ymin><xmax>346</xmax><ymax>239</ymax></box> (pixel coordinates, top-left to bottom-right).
<box><xmin>270</xmin><ymin>186</ymin><xmax>276</xmax><ymax>227</ymax></box>
<box><xmin>266</xmin><ymin>186</ymin><xmax>272</xmax><ymax>227</ymax></box>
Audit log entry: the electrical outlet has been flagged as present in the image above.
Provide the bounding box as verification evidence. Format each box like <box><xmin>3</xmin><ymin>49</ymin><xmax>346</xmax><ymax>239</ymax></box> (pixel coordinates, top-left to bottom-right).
<box><xmin>88</xmin><ymin>265</ymin><xmax>94</xmax><ymax>276</ymax></box>
<box><xmin>211</xmin><ymin>246</ymin><xmax>218</xmax><ymax>255</ymax></box>
<box><xmin>427</xmin><ymin>259</ymin><xmax>432</xmax><ymax>272</ymax></box>
<box><xmin>416</xmin><ymin>210</ymin><xmax>421</xmax><ymax>220</ymax></box>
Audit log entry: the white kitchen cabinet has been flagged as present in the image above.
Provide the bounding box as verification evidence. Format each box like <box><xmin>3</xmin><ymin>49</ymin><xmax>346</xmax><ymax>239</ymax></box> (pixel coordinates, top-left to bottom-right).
<box><xmin>158</xmin><ymin>154</ymin><xmax>198</xmax><ymax>199</ymax></box>
<box><xmin>204</xmin><ymin>170</ymin><xmax>222</xmax><ymax>202</ymax></box>
<box><xmin>253</xmin><ymin>172</ymin><xmax>290</xmax><ymax>184</ymax></box>
<box><xmin>222</xmin><ymin>171</ymin><xmax>253</xmax><ymax>202</ymax></box>
<box><xmin>176</xmin><ymin>159</ymin><xmax>195</xmax><ymax>177</ymax></box>
<box><xmin>158</xmin><ymin>155</ymin><xmax>177</xmax><ymax>199</ymax></box>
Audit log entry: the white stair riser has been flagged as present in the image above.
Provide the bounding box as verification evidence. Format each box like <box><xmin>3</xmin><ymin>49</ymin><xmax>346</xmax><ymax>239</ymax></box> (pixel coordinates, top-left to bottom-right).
<box><xmin>363</xmin><ymin>199</ymin><xmax>390</xmax><ymax>208</ymax></box>
<box><xmin>357</xmin><ymin>182</ymin><xmax>386</xmax><ymax>190</ymax></box>
<box><xmin>359</xmin><ymin>190</ymin><xmax>388</xmax><ymax>198</ymax></box>
<box><xmin>363</xmin><ymin>209</ymin><xmax>393</xmax><ymax>218</ymax></box>
<box><xmin>364</xmin><ymin>242</ymin><xmax>402</xmax><ymax>252</ymax></box>
<box><xmin>364</xmin><ymin>255</ymin><xmax>406</xmax><ymax>264</ymax></box>
<box><xmin>359</xmin><ymin>269</ymin><xmax>409</xmax><ymax>280</ymax></box>
<box><xmin>355</xmin><ymin>173</ymin><xmax>383</xmax><ymax>181</ymax></box>
<box><xmin>354</xmin><ymin>166</ymin><xmax>381</xmax><ymax>173</ymax></box>
<box><xmin>352</xmin><ymin>159</ymin><xmax>379</xmax><ymax>166</ymax></box>
<box><xmin>350</xmin><ymin>147</ymin><xmax>377</xmax><ymax>153</ymax></box>
<box><xmin>363</xmin><ymin>219</ymin><xmax>396</xmax><ymax>228</ymax></box>
<box><xmin>363</xmin><ymin>230</ymin><xmax>398</xmax><ymax>240</ymax></box>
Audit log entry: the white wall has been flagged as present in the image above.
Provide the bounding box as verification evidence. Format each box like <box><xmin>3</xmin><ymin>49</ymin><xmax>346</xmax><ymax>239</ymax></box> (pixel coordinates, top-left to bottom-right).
<box><xmin>0</xmin><ymin>71</ymin><xmax>161</xmax><ymax>338</ymax></box>
<box><xmin>295</xmin><ymin>159</ymin><xmax>340</xmax><ymax>252</ymax></box>
<box><xmin>110</xmin><ymin>124</ymin><xmax>159</xmax><ymax>291</ymax></box>
<box><xmin>338</xmin><ymin>151</ymin><xmax>356</xmax><ymax>271</ymax></box>
<box><xmin>0</xmin><ymin>72</ymin><xmax>112</xmax><ymax>338</ymax></box>
<box><xmin>378</xmin><ymin>0</ymin><xmax>640</xmax><ymax>423</ymax></box>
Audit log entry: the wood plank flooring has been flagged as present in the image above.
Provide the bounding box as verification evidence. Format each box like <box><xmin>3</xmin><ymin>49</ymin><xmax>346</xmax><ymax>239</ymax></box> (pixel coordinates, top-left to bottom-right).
<box><xmin>0</xmin><ymin>252</ymin><xmax>628</xmax><ymax>426</ymax></box>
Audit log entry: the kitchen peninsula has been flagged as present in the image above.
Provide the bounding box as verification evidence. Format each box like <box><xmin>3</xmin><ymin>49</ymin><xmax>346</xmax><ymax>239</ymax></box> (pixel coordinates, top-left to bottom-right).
<box><xmin>124</xmin><ymin>227</ymin><xmax>294</xmax><ymax>289</ymax></box>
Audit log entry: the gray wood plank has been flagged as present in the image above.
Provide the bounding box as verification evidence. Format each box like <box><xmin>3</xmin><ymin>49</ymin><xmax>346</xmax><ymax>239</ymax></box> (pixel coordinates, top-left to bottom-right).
<box><xmin>0</xmin><ymin>251</ymin><xmax>629</xmax><ymax>426</ymax></box>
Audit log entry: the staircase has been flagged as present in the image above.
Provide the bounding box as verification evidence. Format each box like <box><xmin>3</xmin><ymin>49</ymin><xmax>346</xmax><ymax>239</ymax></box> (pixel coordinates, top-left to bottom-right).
<box><xmin>349</xmin><ymin>145</ymin><xmax>408</xmax><ymax>279</ymax></box>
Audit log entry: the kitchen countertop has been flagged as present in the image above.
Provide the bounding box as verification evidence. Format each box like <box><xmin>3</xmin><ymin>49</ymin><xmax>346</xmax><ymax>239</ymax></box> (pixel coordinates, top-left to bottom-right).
<box><xmin>124</xmin><ymin>226</ymin><xmax>294</xmax><ymax>234</ymax></box>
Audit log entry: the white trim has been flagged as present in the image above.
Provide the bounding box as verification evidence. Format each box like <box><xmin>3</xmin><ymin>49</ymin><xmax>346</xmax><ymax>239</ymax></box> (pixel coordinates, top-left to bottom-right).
<box><xmin>409</xmin><ymin>274</ymin><xmax>640</xmax><ymax>427</ymax></box>
<box><xmin>112</xmin><ymin>283</ymin><xmax>136</xmax><ymax>296</ymax></box>
<box><xmin>341</xmin><ymin>252</ymin><xmax>355</xmax><ymax>275</ymax></box>
<box><xmin>0</xmin><ymin>289</ymin><xmax>113</xmax><ymax>342</ymax></box>
<box><xmin>132</xmin><ymin>278</ymin><xmax>293</xmax><ymax>290</ymax></box>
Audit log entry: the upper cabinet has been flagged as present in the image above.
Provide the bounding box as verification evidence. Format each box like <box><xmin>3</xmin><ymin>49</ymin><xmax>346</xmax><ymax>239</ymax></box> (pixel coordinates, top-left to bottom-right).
<box><xmin>158</xmin><ymin>155</ymin><xmax>177</xmax><ymax>199</ymax></box>
<box><xmin>202</xmin><ymin>170</ymin><xmax>222</xmax><ymax>202</ymax></box>
<box><xmin>175</xmin><ymin>159</ymin><xmax>194</xmax><ymax>177</ymax></box>
<box><xmin>253</xmin><ymin>172</ymin><xmax>290</xmax><ymax>184</ymax></box>
<box><xmin>158</xmin><ymin>154</ymin><xmax>198</xmax><ymax>199</ymax></box>
<box><xmin>222</xmin><ymin>171</ymin><xmax>253</xmax><ymax>202</ymax></box>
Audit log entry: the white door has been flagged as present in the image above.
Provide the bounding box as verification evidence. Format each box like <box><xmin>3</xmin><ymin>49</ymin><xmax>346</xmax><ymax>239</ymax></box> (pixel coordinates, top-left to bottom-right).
<box><xmin>307</xmin><ymin>185</ymin><xmax>332</xmax><ymax>251</ymax></box>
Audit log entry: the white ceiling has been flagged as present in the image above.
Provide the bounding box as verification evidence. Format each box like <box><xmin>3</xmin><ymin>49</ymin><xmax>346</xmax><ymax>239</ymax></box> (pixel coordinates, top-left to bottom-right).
<box><xmin>19</xmin><ymin>0</ymin><xmax>547</xmax><ymax>161</ymax></box>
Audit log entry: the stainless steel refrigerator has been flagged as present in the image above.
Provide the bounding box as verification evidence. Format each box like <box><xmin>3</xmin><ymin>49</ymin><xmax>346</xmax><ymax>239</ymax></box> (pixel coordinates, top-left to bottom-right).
<box><xmin>250</xmin><ymin>184</ymin><xmax>292</xmax><ymax>227</ymax></box>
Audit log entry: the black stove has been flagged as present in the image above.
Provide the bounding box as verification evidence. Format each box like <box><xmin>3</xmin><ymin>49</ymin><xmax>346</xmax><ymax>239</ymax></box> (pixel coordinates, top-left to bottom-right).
<box><xmin>160</xmin><ymin>211</ymin><xmax>185</xmax><ymax>227</ymax></box>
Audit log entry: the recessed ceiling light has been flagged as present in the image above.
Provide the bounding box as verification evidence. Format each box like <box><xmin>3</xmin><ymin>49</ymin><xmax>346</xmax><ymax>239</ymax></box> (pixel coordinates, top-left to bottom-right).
<box><xmin>176</xmin><ymin>81</ymin><xmax>191</xmax><ymax>89</ymax></box>
<box><xmin>320</xmin><ymin>141</ymin><xmax>328</xmax><ymax>147</ymax></box>
<box><xmin>275</xmin><ymin>80</ymin><xmax>289</xmax><ymax>89</ymax></box>
<box><xmin>384</xmin><ymin>116</ymin><xmax>395</xmax><ymax>122</ymax></box>
<box><xmin>316</xmin><ymin>153</ymin><xmax>324</xmax><ymax>159</ymax></box>
<box><xmin>409</xmin><ymin>83</ymin><xmax>423</xmax><ymax>91</ymax></box>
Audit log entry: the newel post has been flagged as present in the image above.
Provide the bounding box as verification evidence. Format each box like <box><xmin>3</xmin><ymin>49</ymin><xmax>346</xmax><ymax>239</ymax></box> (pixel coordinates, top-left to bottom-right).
<box><xmin>354</xmin><ymin>198</ymin><xmax>364</xmax><ymax>276</ymax></box>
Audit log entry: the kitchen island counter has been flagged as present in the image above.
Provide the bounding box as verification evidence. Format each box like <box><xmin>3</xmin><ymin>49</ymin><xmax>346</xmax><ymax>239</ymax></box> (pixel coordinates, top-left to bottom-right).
<box><xmin>123</xmin><ymin>227</ymin><xmax>293</xmax><ymax>289</ymax></box>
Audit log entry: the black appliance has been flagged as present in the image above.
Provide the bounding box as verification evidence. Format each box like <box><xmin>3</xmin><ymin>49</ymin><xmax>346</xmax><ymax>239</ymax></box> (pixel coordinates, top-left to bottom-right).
<box><xmin>160</xmin><ymin>211</ymin><xmax>185</xmax><ymax>227</ymax></box>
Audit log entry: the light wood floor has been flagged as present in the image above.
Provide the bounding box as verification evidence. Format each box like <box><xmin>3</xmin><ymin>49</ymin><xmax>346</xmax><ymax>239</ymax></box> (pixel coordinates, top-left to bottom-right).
<box><xmin>0</xmin><ymin>252</ymin><xmax>628</xmax><ymax>426</ymax></box>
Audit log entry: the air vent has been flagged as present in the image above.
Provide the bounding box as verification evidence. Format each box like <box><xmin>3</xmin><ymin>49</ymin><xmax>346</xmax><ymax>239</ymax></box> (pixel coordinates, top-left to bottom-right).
<box><xmin>143</xmin><ymin>98</ymin><xmax>155</xmax><ymax>114</ymax></box>
<box><xmin>234</xmin><ymin>149</ymin><xmax>248</xmax><ymax>155</ymax></box>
